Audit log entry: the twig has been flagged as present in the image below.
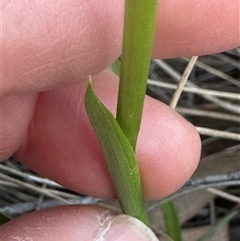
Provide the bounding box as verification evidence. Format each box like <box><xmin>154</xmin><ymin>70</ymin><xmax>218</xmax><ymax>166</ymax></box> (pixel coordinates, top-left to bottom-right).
<box><xmin>153</xmin><ymin>59</ymin><xmax>240</xmax><ymax>114</ymax></box>
<box><xmin>0</xmin><ymin>173</ymin><xmax>70</xmax><ymax>204</ymax></box>
<box><xmin>147</xmin><ymin>80</ymin><xmax>240</xmax><ymax>100</ymax></box>
<box><xmin>196</xmin><ymin>126</ymin><xmax>240</xmax><ymax>141</ymax></box>
<box><xmin>35</xmin><ymin>183</ymin><xmax>47</xmax><ymax>211</ymax></box>
<box><xmin>170</xmin><ymin>56</ymin><xmax>198</xmax><ymax>109</ymax></box>
<box><xmin>147</xmin><ymin>180</ymin><xmax>240</xmax><ymax>211</ymax></box>
<box><xmin>215</xmin><ymin>53</ymin><xmax>240</xmax><ymax>70</ymax></box>
<box><xmin>207</xmin><ymin>188</ymin><xmax>240</xmax><ymax>204</ymax></box>
<box><xmin>1</xmin><ymin>197</ymin><xmax>100</xmax><ymax>217</ymax></box>
<box><xmin>0</xmin><ymin>164</ymin><xmax>62</xmax><ymax>188</ymax></box>
<box><xmin>176</xmin><ymin>107</ymin><xmax>240</xmax><ymax>123</ymax></box>
<box><xmin>224</xmin><ymin>144</ymin><xmax>240</xmax><ymax>152</ymax></box>
<box><xmin>183</xmin><ymin>58</ymin><xmax>240</xmax><ymax>87</ymax></box>
<box><xmin>185</xmin><ymin>172</ymin><xmax>240</xmax><ymax>186</ymax></box>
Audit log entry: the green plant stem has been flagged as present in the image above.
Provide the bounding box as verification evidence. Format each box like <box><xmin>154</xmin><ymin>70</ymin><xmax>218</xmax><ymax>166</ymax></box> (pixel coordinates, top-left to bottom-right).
<box><xmin>117</xmin><ymin>0</ymin><xmax>158</xmax><ymax>150</ymax></box>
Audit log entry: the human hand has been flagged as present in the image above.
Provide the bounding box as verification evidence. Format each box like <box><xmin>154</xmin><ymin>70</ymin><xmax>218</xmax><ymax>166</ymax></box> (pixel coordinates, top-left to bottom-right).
<box><xmin>1</xmin><ymin>0</ymin><xmax>239</xmax><ymax>240</ymax></box>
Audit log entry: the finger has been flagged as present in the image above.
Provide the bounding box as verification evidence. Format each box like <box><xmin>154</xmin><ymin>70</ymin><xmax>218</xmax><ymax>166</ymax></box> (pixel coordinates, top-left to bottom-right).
<box><xmin>3</xmin><ymin>0</ymin><xmax>239</xmax><ymax>95</ymax></box>
<box><xmin>0</xmin><ymin>205</ymin><xmax>158</xmax><ymax>241</ymax></box>
<box><xmin>2</xmin><ymin>0</ymin><xmax>124</xmax><ymax>95</ymax></box>
<box><xmin>153</xmin><ymin>0</ymin><xmax>239</xmax><ymax>58</ymax></box>
<box><xmin>15</xmin><ymin>70</ymin><xmax>201</xmax><ymax>200</ymax></box>
<box><xmin>0</xmin><ymin>93</ymin><xmax>38</xmax><ymax>160</ymax></box>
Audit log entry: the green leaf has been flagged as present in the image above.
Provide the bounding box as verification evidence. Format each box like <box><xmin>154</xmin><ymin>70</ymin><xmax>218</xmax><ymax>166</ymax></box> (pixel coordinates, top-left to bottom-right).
<box><xmin>198</xmin><ymin>209</ymin><xmax>239</xmax><ymax>241</ymax></box>
<box><xmin>117</xmin><ymin>0</ymin><xmax>158</xmax><ymax>150</ymax></box>
<box><xmin>162</xmin><ymin>201</ymin><xmax>182</xmax><ymax>241</ymax></box>
<box><xmin>0</xmin><ymin>212</ymin><xmax>11</xmax><ymax>224</ymax></box>
<box><xmin>85</xmin><ymin>79</ymin><xmax>150</xmax><ymax>227</ymax></box>
<box><xmin>109</xmin><ymin>58</ymin><xmax>121</xmax><ymax>76</ymax></box>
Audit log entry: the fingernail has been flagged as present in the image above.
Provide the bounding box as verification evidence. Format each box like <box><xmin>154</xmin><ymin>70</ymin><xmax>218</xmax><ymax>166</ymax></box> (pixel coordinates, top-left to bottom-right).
<box><xmin>93</xmin><ymin>214</ymin><xmax>158</xmax><ymax>241</ymax></box>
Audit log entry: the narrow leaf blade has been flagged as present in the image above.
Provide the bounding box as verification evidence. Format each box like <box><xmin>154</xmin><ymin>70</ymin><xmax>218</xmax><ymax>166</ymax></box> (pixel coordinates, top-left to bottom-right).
<box><xmin>109</xmin><ymin>58</ymin><xmax>121</xmax><ymax>76</ymax></box>
<box><xmin>162</xmin><ymin>201</ymin><xmax>182</xmax><ymax>241</ymax></box>
<box><xmin>198</xmin><ymin>210</ymin><xmax>239</xmax><ymax>241</ymax></box>
<box><xmin>85</xmin><ymin>80</ymin><xmax>150</xmax><ymax>226</ymax></box>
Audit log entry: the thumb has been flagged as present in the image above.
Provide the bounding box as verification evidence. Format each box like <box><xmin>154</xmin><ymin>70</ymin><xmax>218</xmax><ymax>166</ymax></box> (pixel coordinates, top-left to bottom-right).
<box><xmin>0</xmin><ymin>205</ymin><xmax>158</xmax><ymax>241</ymax></box>
<box><xmin>93</xmin><ymin>214</ymin><xmax>158</xmax><ymax>241</ymax></box>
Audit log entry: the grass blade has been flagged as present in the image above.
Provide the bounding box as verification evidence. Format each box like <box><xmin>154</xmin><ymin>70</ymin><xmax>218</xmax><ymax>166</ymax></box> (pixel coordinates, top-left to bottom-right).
<box><xmin>198</xmin><ymin>209</ymin><xmax>239</xmax><ymax>241</ymax></box>
<box><xmin>85</xmin><ymin>80</ymin><xmax>150</xmax><ymax>226</ymax></box>
<box><xmin>162</xmin><ymin>201</ymin><xmax>182</xmax><ymax>241</ymax></box>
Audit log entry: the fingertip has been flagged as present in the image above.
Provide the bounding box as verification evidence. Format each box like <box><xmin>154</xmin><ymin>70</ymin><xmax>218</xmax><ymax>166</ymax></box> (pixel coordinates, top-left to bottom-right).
<box><xmin>0</xmin><ymin>206</ymin><xmax>158</xmax><ymax>241</ymax></box>
<box><xmin>153</xmin><ymin>0</ymin><xmax>239</xmax><ymax>58</ymax></box>
<box><xmin>0</xmin><ymin>206</ymin><xmax>116</xmax><ymax>241</ymax></box>
<box><xmin>137</xmin><ymin>97</ymin><xmax>201</xmax><ymax>199</ymax></box>
<box><xmin>94</xmin><ymin>214</ymin><xmax>158</xmax><ymax>241</ymax></box>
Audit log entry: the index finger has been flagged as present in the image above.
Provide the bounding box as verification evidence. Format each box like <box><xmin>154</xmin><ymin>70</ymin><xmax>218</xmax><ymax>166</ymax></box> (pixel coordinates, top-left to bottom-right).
<box><xmin>2</xmin><ymin>0</ymin><xmax>239</xmax><ymax>95</ymax></box>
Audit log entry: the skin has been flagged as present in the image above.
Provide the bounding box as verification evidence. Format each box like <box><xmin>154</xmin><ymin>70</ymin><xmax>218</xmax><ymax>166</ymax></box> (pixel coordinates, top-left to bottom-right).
<box><xmin>1</xmin><ymin>0</ymin><xmax>239</xmax><ymax>240</ymax></box>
